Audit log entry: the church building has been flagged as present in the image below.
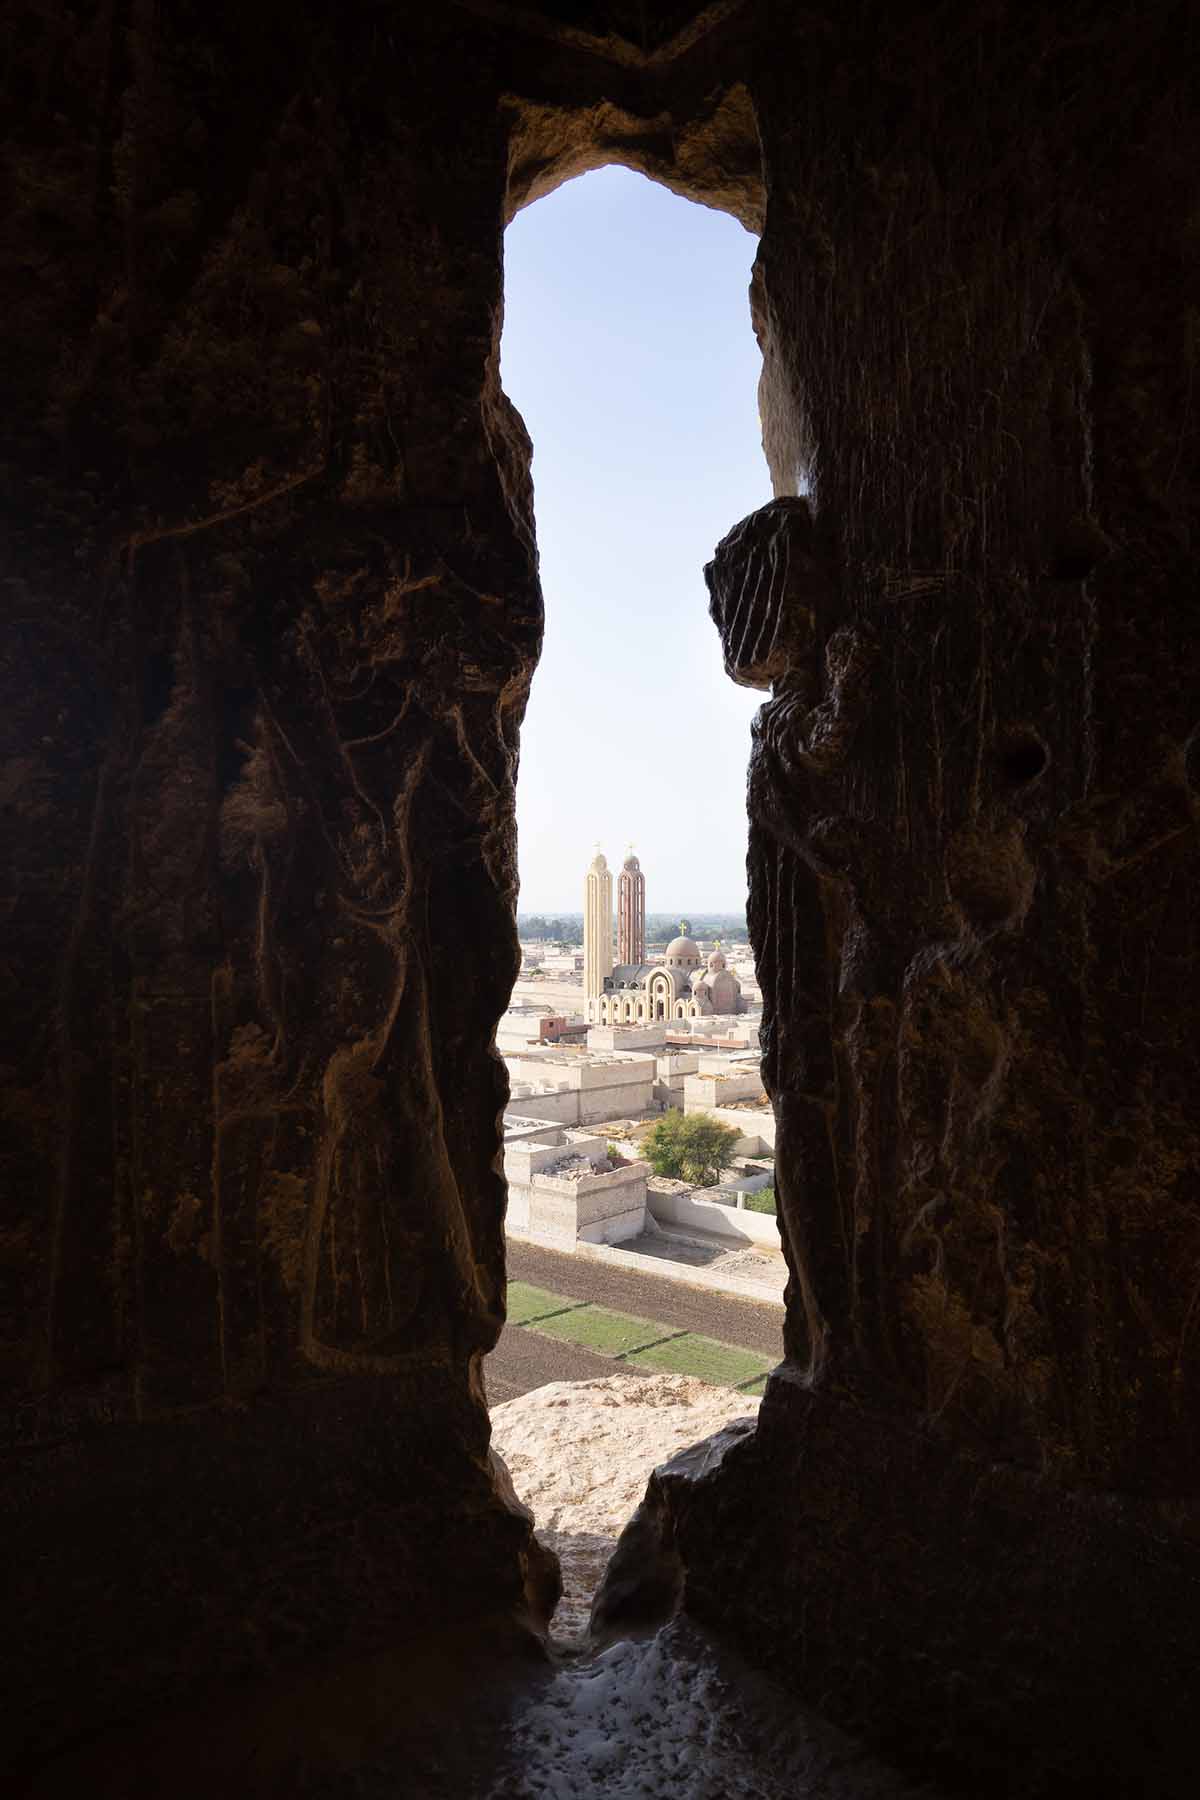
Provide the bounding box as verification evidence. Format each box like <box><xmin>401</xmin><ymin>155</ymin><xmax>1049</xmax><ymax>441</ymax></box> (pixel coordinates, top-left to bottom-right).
<box><xmin>582</xmin><ymin>849</ymin><xmax>746</xmax><ymax>1024</ymax></box>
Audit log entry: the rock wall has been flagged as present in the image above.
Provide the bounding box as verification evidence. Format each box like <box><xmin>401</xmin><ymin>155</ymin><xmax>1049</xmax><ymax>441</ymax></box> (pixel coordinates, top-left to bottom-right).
<box><xmin>699</xmin><ymin>5</ymin><xmax>1200</xmax><ymax>1789</ymax></box>
<box><xmin>737</xmin><ymin>10</ymin><xmax>1200</xmax><ymax>1495</ymax></box>
<box><xmin>2</xmin><ymin>0</ymin><xmax>1197</xmax><ymax>1789</ymax></box>
<box><xmin>1</xmin><ymin>7</ymin><xmax>553</xmax><ymax>1773</ymax></box>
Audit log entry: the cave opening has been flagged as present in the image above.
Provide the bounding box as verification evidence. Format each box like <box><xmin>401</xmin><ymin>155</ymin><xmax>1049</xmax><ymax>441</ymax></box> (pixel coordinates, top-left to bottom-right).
<box><xmin>490</xmin><ymin>163</ymin><xmax>784</xmax><ymax>1646</ymax></box>
<box><xmin>500</xmin><ymin>164</ymin><xmax>768</xmax><ymax>917</ymax></box>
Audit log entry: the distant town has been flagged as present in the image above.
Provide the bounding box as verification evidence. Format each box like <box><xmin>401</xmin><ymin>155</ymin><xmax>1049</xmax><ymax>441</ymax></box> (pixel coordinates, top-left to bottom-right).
<box><xmin>517</xmin><ymin>911</ymin><xmax>749</xmax><ymax>943</ymax></box>
<box><xmin>499</xmin><ymin>848</ymin><xmax>776</xmax><ymax>1265</ymax></box>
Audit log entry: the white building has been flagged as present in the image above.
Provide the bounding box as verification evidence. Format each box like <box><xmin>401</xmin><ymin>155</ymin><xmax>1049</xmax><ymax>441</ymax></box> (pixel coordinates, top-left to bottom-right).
<box><xmin>503</xmin><ymin>1123</ymin><xmax>648</xmax><ymax>1247</ymax></box>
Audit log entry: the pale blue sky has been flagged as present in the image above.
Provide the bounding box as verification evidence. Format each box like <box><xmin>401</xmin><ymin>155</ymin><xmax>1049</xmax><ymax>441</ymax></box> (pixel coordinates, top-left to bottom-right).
<box><xmin>501</xmin><ymin>165</ymin><xmax>769</xmax><ymax>913</ymax></box>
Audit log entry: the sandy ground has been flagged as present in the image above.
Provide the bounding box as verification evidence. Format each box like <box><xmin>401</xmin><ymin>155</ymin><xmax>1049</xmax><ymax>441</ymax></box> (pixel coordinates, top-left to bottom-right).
<box><xmin>491</xmin><ymin>1372</ymin><xmax>760</xmax><ymax>1646</ymax></box>
<box><xmin>487</xmin><ymin>1375</ymin><xmax>935</xmax><ymax>1800</ymax></box>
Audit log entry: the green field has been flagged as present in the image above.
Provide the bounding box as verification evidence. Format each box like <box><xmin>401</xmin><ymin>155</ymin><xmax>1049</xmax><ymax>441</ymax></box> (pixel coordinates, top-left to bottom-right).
<box><xmin>534</xmin><ymin>1303</ymin><xmax>679</xmax><ymax>1358</ymax></box>
<box><xmin>506</xmin><ymin>1281</ymin><xmax>591</xmax><ymax>1326</ymax></box>
<box><xmin>623</xmin><ymin>1332</ymin><xmax>773</xmax><ymax>1389</ymax></box>
<box><xmin>505</xmin><ymin>1281</ymin><xmax>775</xmax><ymax>1393</ymax></box>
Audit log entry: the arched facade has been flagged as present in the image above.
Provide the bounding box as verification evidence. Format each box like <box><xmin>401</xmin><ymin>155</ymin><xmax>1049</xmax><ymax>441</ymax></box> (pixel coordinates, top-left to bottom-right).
<box><xmin>585</xmin><ymin>915</ymin><xmax>747</xmax><ymax>1024</ymax></box>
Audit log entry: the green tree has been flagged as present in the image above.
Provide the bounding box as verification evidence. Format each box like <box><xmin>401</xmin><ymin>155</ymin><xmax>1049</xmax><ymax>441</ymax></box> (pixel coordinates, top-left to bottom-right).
<box><xmin>644</xmin><ymin>1111</ymin><xmax>740</xmax><ymax>1188</ymax></box>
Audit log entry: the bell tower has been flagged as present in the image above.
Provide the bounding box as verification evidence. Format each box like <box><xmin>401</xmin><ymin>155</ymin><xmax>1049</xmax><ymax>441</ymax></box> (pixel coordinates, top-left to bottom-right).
<box><xmin>583</xmin><ymin>849</ymin><xmax>613</xmax><ymax>999</ymax></box>
<box><xmin>617</xmin><ymin>849</ymin><xmax>646</xmax><ymax>965</ymax></box>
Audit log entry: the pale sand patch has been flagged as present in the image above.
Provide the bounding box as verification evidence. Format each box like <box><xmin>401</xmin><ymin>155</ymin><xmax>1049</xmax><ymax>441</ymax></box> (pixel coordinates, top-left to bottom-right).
<box><xmin>488</xmin><ymin>1376</ymin><xmax>933</xmax><ymax>1800</ymax></box>
<box><xmin>490</xmin><ymin>1372</ymin><xmax>761</xmax><ymax>1646</ymax></box>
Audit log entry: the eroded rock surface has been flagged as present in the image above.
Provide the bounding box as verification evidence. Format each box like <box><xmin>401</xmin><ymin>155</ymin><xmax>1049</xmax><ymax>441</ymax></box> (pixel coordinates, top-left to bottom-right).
<box><xmin>600</xmin><ymin>1369</ymin><xmax>1200</xmax><ymax>1795</ymax></box>
<box><xmin>2</xmin><ymin>8</ymin><xmax>549</xmax><ymax>1772</ymax></box>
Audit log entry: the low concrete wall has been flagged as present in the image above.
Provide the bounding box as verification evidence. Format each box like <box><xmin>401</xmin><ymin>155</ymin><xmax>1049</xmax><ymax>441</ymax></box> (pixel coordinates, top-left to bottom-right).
<box><xmin>578</xmin><ymin>1078</ymin><xmax>653</xmax><ymax>1124</ymax></box>
<box><xmin>587</xmin><ymin>1024</ymin><xmax>668</xmax><ymax>1051</ymax></box>
<box><xmin>502</xmin><ymin>1115</ymin><xmax>568</xmax><ymax>1139</ymax></box>
<box><xmin>721</xmin><ymin>1165</ymin><xmax>773</xmax><ymax>1194</ymax></box>
<box><xmin>506</xmin><ymin>1085</ymin><xmax>579</xmax><ymax>1125</ymax></box>
<box><xmin>696</xmin><ymin>1051</ymin><xmax>760</xmax><ymax>1075</ymax></box>
<box><xmin>646</xmin><ymin>1185</ymin><xmax>781</xmax><ymax>1250</ymax></box>
<box><xmin>703</xmin><ymin>1104</ymin><xmax>776</xmax><ymax>1154</ymax></box>
<box><xmin>683</xmin><ymin>1071</ymin><xmax>766</xmax><ymax>1109</ymax></box>
<box><xmin>680</xmin><ymin>1013</ymin><xmax>762</xmax><ymax>1046</ymax></box>
<box><xmin>505</xmin><ymin>1052</ymin><xmax>655</xmax><ymax>1125</ymax></box>
<box><xmin>573</xmin><ymin>1237</ymin><xmax>786</xmax><ymax>1307</ymax></box>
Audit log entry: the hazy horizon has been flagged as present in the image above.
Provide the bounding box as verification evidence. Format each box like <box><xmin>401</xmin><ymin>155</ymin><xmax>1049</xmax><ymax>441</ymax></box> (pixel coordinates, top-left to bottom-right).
<box><xmin>501</xmin><ymin>166</ymin><xmax>769</xmax><ymax>913</ymax></box>
<box><xmin>516</xmin><ymin>908</ymin><xmax>748</xmax><ymax>934</ymax></box>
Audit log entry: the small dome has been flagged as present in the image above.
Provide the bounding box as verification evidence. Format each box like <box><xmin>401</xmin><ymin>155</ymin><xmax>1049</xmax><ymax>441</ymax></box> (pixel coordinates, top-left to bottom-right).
<box><xmin>622</xmin><ymin>852</ymin><xmax>640</xmax><ymax>871</ymax></box>
<box><xmin>589</xmin><ymin>851</ymin><xmax>608</xmax><ymax>873</ymax></box>
<box><xmin>707</xmin><ymin>949</ymin><xmax>727</xmax><ymax>972</ymax></box>
<box><xmin>665</xmin><ymin>933</ymin><xmax>701</xmax><ymax>965</ymax></box>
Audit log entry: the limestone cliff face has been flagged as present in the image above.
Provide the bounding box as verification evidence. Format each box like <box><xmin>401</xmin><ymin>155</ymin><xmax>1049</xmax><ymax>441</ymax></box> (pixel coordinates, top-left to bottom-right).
<box><xmin>1</xmin><ymin>1</ymin><xmax>1197</xmax><ymax>1790</ymax></box>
